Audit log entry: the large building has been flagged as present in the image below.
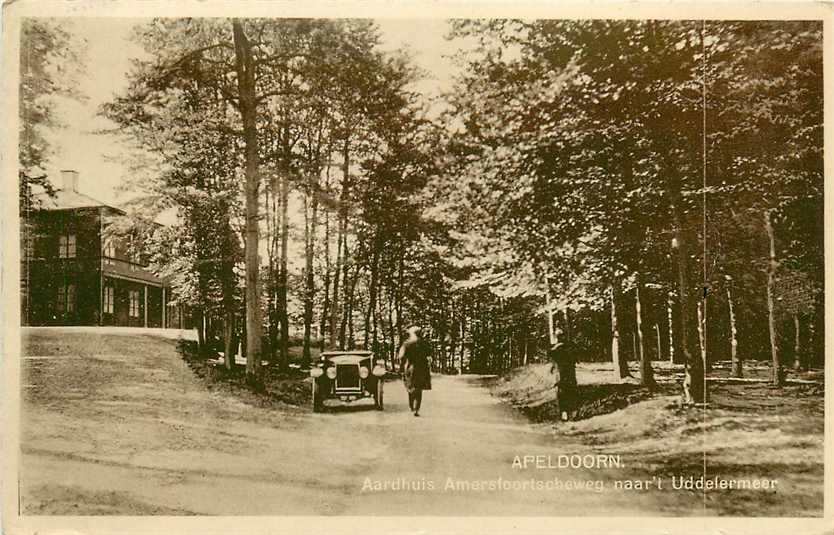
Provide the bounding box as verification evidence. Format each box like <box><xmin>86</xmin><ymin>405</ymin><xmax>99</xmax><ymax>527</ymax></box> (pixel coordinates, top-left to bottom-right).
<box><xmin>21</xmin><ymin>170</ymin><xmax>189</xmax><ymax>329</ymax></box>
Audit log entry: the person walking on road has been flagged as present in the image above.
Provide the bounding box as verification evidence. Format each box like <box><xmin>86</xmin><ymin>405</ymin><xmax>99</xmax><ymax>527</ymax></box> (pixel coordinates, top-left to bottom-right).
<box><xmin>549</xmin><ymin>327</ymin><xmax>578</xmax><ymax>421</ymax></box>
<box><xmin>399</xmin><ymin>326</ymin><xmax>432</xmax><ymax>417</ymax></box>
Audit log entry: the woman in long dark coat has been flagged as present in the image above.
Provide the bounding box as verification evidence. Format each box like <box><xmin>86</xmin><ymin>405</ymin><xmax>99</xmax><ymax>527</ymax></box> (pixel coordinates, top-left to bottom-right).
<box><xmin>399</xmin><ymin>326</ymin><xmax>432</xmax><ymax>416</ymax></box>
<box><xmin>548</xmin><ymin>328</ymin><xmax>578</xmax><ymax>421</ymax></box>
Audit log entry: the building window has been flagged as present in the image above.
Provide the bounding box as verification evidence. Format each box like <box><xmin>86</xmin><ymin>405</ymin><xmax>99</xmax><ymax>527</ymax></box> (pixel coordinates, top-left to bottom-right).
<box><xmin>104</xmin><ymin>239</ymin><xmax>115</xmax><ymax>265</ymax></box>
<box><xmin>56</xmin><ymin>284</ymin><xmax>76</xmax><ymax>314</ymax></box>
<box><xmin>59</xmin><ymin>234</ymin><xmax>76</xmax><ymax>258</ymax></box>
<box><xmin>103</xmin><ymin>285</ymin><xmax>114</xmax><ymax>314</ymax></box>
<box><xmin>129</xmin><ymin>289</ymin><xmax>140</xmax><ymax>318</ymax></box>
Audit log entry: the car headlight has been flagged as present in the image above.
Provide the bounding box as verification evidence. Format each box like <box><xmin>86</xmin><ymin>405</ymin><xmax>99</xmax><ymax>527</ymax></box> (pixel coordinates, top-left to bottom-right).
<box><xmin>326</xmin><ymin>367</ymin><xmax>337</xmax><ymax>379</ymax></box>
<box><xmin>359</xmin><ymin>366</ymin><xmax>370</xmax><ymax>379</ymax></box>
<box><xmin>310</xmin><ymin>367</ymin><xmax>323</xmax><ymax>378</ymax></box>
<box><xmin>375</xmin><ymin>359</ymin><xmax>386</xmax><ymax>366</ymax></box>
<box><xmin>372</xmin><ymin>366</ymin><xmax>386</xmax><ymax>377</ymax></box>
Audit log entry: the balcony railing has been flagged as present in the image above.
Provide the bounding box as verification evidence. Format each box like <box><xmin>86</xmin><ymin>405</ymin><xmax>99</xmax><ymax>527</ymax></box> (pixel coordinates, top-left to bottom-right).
<box><xmin>102</xmin><ymin>256</ymin><xmax>165</xmax><ymax>284</ymax></box>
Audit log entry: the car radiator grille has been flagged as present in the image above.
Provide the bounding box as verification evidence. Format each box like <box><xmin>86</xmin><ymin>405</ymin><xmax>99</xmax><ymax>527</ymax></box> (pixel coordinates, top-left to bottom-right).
<box><xmin>336</xmin><ymin>364</ymin><xmax>360</xmax><ymax>388</ymax></box>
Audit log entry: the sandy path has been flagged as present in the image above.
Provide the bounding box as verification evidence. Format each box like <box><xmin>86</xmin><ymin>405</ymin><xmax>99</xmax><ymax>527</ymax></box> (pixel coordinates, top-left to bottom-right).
<box><xmin>20</xmin><ymin>328</ymin><xmax>705</xmax><ymax>516</ymax></box>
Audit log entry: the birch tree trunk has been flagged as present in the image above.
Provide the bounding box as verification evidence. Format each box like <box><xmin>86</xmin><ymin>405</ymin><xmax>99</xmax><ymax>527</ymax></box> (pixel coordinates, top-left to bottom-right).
<box><xmin>696</xmin><ymin>300</ymin><xmax>707</xmax><ymax>374</ymax></box>
<box><xmin>545</xmin><ymin>288</ymin><xmax>556</xmax><ymax>345</ymax></box>
<box><xmin>635</xmin><ymin>275</ymin><xmax>654</xmax><ymax>387</ymax></box>
<box><xmin>195</xmin><ymin>307</ymin><xmax>206</xmax><ymax>353</ymax></box>
<box><xmin>764</xmin><ymin>209</ymin><xmax>782</xmax><ymax>386</ymax></box>
<box><xmin>727</xmin><ymin>284</ymin><xmax>741</xmax><ymax>377</ymax></box>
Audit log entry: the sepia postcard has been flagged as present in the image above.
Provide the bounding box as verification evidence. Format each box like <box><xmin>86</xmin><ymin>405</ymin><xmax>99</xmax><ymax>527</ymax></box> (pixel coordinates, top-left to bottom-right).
<box><xmin>1</xmin><ymin>1</ymin><xmax>832</xmax><ymax>534</ymax></box>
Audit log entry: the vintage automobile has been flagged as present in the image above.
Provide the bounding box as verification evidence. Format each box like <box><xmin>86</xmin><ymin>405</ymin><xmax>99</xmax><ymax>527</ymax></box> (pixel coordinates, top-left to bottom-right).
<box><xmin>310</xmin><ymin>351</ymin><xmax>386</xmax><ymax>412</ymax></box>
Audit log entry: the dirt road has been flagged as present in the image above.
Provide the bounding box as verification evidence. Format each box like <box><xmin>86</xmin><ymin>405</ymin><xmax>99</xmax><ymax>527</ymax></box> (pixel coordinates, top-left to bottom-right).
<box><xmin>19</xmin><ymin>328</ymin><xmax>780</xmax><ymax>516</ymax></box>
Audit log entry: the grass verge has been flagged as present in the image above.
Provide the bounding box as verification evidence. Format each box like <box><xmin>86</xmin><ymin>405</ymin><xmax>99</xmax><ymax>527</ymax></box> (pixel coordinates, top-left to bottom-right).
<box><xmin>177</xmin><ymin>340</ymin><xmax>311</xmax><ymax>408</ymax></box>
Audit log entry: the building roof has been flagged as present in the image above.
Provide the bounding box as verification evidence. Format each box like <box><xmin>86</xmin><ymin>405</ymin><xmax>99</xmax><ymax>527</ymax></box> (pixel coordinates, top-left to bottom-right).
<box><xmin>33</xmin><ymin>189</ymin><xmax>116</xmax><ymax>211</ymax></box>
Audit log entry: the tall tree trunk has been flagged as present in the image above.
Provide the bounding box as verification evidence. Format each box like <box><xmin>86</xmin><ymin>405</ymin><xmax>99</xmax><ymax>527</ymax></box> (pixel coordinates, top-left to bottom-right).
<box><xmin>364</xmin><ymin>231</ymin><xmax>381</xmax><ymax>349</ymax></box>
<box><xmin>394</xmin><ymin>251</ymin><xmax>404</xmax><ymax>336</ymax></box>
<box><xmin>386</xmin><ymin>285</ymin><xmax>396</xmax><ymax>364</ymax></box>
<box><xmin>449</xmin><ymin>300</ymin><xmax>459</xmax><ymax>373</ymax></box>
<box><xmin>701</xmin><ymin>297</ymin><xmax>711</xmax><ymax>373</ymax></box>
<box><xmin>506</xmin><ymin>325</ymin><xmax>513</xmax><ymax>371</ymax></box>
<box><xmin>338</xmin><ymin>239</ymin><xmax>350</xmax><ymax>349</ymax></box>
<box><xmin>277</xmin><ymin>148</ymin><xmax>290</xmax><ymax>370</ymax></box>
<box><xmin>330</xmin><ymin>220</ymin><xmax>342</xmax><ymax>349</ymax></box>
<box><xmin>302</xmin><ymin>179</ymin><xmax>318</xmax><ymax>362</ymax></box>
<box><xmin>337</xmin><ymin>138</ymin><xmax>352</xmax><ymax>349</ymax></box>
<box><xmin>371</xmin><ymin>291</ymin><xmax>380</xmax><ymax>356</ymax></box>
<box><xmin>459</xmin><ymin>310</ymin><xmax>466</xmax><ymax>373</ymax></box>
<box><xmin>610</xmin><ymin>282</ymin><xmax>631</xmax><ymax>380</ymax></box>
<box><xmin>654</xmin><ymin>323</ymin><xmax>662</xmax><ymax>362</ymax></box>
<box><xmin>764</xmin><ymin>209</ymin><xmax>782</xmax><ymax>386</ymax></box>
<box><xmin>266</xmin><ymin>174</ymin><xmax>280</xmax><ymax>361</ymax></box>
<box><xmin>727</xmin><ymin>283</ymin><xmax>741</xmax><ymax>377</ymax></box>
<box><xmin>223</xmin><ymin>303</ymin><xmax>236</xmax><ymax>369</ymax></box>
<box><xmin>635</xmin><ymin>274</ymin><xmax>654</xmax><ymax>387</ymax></box>
<box><xmin>545</xmin><ymin>288</ymin><xmax>556</xmax><ymax>345</ymax></box>
<box><xmin>792</xmin><ymin>314</ymin><xmax>801</xmax><ymax>371</ymax></box>
<box><xmin>240</xmin><ymin>305</ymin><xmax>247</xmax><ymax>357</ymax></box>
<box><xmin>344</xmin><ymin>262</ymin><xmax>361</xmax><ymax>349</ymax></box>
<box><xmin>195</xmin><ymin>307</ymin><xmax>206</xmax><ymax>353</ymax></box>
<box><xmin>232</xmin><ymin>20</ymin><xmax>262</xmax><ymax>379</ymax></box>
<box><xmin>667</xmin><ymin>291</ymin><xmax>675</xmax><ymax>363</ymax></box>
<box><xmin>221</xmin><ymin>224</ymin><xmax>237</xmax><ymax>370</ymax></box>
<box><xmin>670</xmin><ymin>181</ymin><xmax>704</xmax><ymax>403</ymax></box>
<box><xmin>696</xmin><ymin>300</ymin><xmax>706</xmax><ymax>374</ymax></box>
<box><xmin>320</xmin><ymin>194</ymin><xmax>332</xmax><ymax>351</ymax></box>
<box><xmin>522</xmin><ymin>322</ymin><xmax>529</xmax><ymax>366</ymax></box>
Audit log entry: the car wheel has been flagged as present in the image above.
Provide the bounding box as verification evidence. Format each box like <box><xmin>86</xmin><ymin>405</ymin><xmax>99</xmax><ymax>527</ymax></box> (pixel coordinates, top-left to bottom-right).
<box><xmin>374</xmin><ymin>379</ymin><xmax>384</xmax><ymax>410</ymax></box>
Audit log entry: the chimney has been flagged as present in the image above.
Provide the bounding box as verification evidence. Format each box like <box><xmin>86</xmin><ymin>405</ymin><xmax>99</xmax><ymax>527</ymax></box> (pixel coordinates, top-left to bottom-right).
<box><xmin>60</xmin><ymin>169</ymin><xmax>79</xmax><ymax>192</ymax></box>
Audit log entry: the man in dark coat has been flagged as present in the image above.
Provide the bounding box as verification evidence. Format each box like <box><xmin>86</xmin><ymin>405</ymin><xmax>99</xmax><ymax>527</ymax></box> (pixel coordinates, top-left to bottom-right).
<box><xmin>399</xmin><ymin>326</ymin><xmax>432</xmax><ymax>417</ymax></box>
<box><xmin>548</xmin><ymin>328</ymin><xmax>578</xmax><ymax>421</ymax></box>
